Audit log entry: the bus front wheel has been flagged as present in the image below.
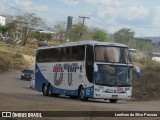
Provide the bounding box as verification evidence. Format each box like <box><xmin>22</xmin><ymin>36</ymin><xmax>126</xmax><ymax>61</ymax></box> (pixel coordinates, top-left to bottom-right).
<box><xmin>79</xmin><ymin>86</ymin><xmax>88</xmax><ymax>101</ymax></box>
<box><xmin>109</xmin><ymin>99</ymin><xmax>118</xmax><ymax>103</ymax></box>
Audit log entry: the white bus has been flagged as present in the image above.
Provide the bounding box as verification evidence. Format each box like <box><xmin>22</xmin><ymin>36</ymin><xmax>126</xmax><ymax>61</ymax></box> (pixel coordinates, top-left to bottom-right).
<box><xmin>35</xmin><ymin>41</ymin><xmax>141</xmax><ymax>103</ymax></box>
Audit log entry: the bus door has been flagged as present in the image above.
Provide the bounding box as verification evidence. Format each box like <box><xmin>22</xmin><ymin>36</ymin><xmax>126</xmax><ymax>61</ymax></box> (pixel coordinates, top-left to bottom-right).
<box><xmin>86</xmin><ymin>45</ymin><xmax>94</xmax><ymax>83</ymax></box>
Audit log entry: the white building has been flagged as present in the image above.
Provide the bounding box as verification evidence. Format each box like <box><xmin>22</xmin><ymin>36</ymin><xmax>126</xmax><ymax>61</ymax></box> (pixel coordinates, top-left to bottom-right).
<box><xmin>0</xmin><ymin>15</ymin><xmax>6</xmax><ymax>25</ymax></box>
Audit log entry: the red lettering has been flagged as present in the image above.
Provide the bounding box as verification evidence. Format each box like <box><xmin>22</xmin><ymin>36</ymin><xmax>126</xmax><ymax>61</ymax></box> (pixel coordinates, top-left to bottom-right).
<box><xmin>117</xmin><ymin>88</ymin><xmax>124</xmax><ymax>92</ymax></box>
<box><xmin>53</xmin><ymin>65</ymin><xmax>64</xmax><ymax>72</ymax></box>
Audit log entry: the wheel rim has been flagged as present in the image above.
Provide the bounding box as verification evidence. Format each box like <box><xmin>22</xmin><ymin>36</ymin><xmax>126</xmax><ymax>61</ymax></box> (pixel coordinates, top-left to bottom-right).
<box><xmin>48</xmin><ymin>86</ymin><xmax>52</xmax><ymax>96</ymax></box>
<box><xmin>43</xmin><ymin>85</ymin><xmax>47</xmax><ymax>95</ymax></box>
<box><xmin>80</xmin><ymin>87</ymin><xmax>84</xmax><ymax>99</ymax></box>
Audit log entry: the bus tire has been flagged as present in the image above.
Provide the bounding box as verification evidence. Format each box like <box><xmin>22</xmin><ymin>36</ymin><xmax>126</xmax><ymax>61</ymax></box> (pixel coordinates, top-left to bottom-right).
<box><xmin>79</xmin><ymin>86</ymin><xmax>88</xmax><ymax>101</ymax></box>
<box><xmin>42</xmin><ymin>84</ymin><xmax>49</xmax><ymax>96</ymax></box>
<box><xmin>48</xmin><ymin>84</ymin><xmax>52</xmax><ymax>96</ymax></box>
<box><xmin>48</xmin><ymin>84</ymin><xmax>59</xmax><ymax>97</ymax></box>
<box><xmin>109</xmin><ymin>99</ymin><xmax>118</xmax><ymax>103</ymax></box>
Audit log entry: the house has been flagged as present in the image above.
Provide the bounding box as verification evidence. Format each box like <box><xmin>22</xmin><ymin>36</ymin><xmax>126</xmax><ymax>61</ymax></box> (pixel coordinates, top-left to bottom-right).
<box><xmin>0</xmin><ymin>15</ymin><xmax>6</xmax><ymax>25</ymax></box>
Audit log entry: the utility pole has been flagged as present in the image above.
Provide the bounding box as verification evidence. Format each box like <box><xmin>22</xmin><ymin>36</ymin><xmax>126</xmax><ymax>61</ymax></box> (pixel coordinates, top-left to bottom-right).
<box><xmin>79</xmin><ymin>16</ymin><xmax>90</xmax><ymax>40</ymax></box>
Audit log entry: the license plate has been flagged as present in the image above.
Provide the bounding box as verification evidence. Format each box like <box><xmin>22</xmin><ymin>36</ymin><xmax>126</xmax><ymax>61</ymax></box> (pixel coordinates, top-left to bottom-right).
<box><xmin>112</xmin><ymin>95</ymin><xmax>118</xmax><ymax>98</ymax></box>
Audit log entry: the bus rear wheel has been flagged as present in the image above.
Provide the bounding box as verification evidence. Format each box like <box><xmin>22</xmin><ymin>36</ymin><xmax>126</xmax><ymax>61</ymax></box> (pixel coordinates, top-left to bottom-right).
<box><xmin>109</xmin><ymin>99</ymin><xmax>118</xmax><ymax>103</ymax></box>
<box><xmin>79</xmin><ymin>86</ymin><xmax>88</xmax><ymax>101</ymax></box>
<box><xmin>48</xmin><ymin>84</ymin><xmax>59</xmax><ymax>97</ymax></box>
<box><xmin>42</xmin><ymin>84</ymin><xmax>49</xmax><ymax>96</ymax></box>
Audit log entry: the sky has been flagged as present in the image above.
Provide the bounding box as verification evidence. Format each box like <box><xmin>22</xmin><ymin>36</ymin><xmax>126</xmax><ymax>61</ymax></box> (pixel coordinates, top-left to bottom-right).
<box><xmin>1</xmin><ymin>0</ymin><xmax>160</xmax><ymax>37</ymax></box>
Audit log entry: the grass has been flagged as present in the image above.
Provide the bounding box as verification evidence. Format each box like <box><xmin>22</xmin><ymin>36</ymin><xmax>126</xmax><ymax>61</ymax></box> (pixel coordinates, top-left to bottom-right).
<box><xmin>0</xmin><ymin>43</ymin><xmax>36</xmax><ymax>56</ymax></box>
<box><xmin>0</xmin><ymin>40</ymin><xmax>61</xmax><ymax>56</ymax></box>
<box><xmin>0</xmin><ymin>51</ymin><xmax>27</xmax><ymax>72</ymax></box>
<box><xmin>132</xmin><ymin>57</ymin><xmax>160</xmax><ymax>101</ymax></box>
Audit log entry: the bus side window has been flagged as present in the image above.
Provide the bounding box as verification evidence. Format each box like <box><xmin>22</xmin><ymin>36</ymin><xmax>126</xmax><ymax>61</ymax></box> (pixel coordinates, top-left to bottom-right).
<box><xmin>72</xmin><ymin>47</ymin><xmax>78</xmax><ymax>61</ymax></box>
<box><xmin>36</xmin><ymin>50</ymin><xmax>41</xmax><ymax>63</ymax></box>
<box><xmin>61</xmin><ymin>47</ymin><xmax>67</xmax><ymax>61</ymax></box>
<box><xmin>77</xmin><ymin>45</ymin><xmax>85</xmax><ymax>61</ymax></box>
<box><xmin>86</xmin><ymin>45</ymin><xmax>94</xmax><ymax>83</ymax></box>
<box><xmin>66</xmin><ymin>47</ymin><xmax>71</xmax><ymax>61</ymax></box>
<box><xmin>50</xmin><ymin>48</ymin><xmax>59</xmax><ymax>62</ymax></box>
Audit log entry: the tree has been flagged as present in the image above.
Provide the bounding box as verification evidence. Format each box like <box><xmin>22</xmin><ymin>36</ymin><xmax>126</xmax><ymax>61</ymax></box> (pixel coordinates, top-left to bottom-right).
<box><xmin>29</xmin><ymin>31</ymin><xmax>52</xmax><ymax>41</ymax></box>
<box><xmin>6</xmin><ymin>23</ymin><xmax>16</xmax><ymax>37</ymax></box>
<box><xmin>0</xmin><ymin>25</ymin><xmax>8</xmax><ymax>33</ymax></box>
<box><xmin>113</xmin><ymin>28</ymin><xmax>135</xmax><ymax>47</ymax></box>
<box><xmin>92</xmin><ymin>29</ymin><xmax>109</xmax><ymax>42</ymax></box>
<box><xmin>68</xmin><ymin>23</ymin><xmax>89</xmax><ymax>41</ymax></box>
<box><xmin>0</xmin><ymin>23</ymin><xmax>16</xmax><ymax>38</ymax></box>
<box><xmin>53</xmin><ymin>21</ymin><xmax>67</xmax><ymax>44</ymax></box>
<box><xmin>15</xmin><ymin>12</ymin><xmax>44</xmax><ymax>45</ymax></box>
<box><xmin>135</xmin><ymin>38</ymin><xmax>152</xmax><ymax>52</ymax></box>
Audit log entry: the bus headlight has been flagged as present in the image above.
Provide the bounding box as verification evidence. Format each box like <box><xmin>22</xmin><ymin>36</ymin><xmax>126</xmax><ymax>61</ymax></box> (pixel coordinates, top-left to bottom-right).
<box><xmin>95</xmin><ymin>88</ymin><xmax>103</xmax><ymax>92</ymax></box>
<box><xmin>125</xmin><ymin>88</ymin><xmax>132</xmax><ymax>93</ymax></box>
<box><xmin>95</xmin><ymin>86</ymin><xmax>104</xmax><ymax>92</ymax></box>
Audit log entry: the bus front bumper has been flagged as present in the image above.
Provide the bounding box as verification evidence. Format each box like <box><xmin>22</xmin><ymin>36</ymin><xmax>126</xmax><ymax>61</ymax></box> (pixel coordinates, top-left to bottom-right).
<box><xmin>94</xmin><ymin>91</ymin><xmax>132</xmax><ymax>100</ymax></box>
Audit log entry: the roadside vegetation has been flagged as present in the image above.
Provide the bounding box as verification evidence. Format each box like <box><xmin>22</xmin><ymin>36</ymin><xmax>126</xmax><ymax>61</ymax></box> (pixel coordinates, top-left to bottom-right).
<box><xmin>0</xmin><ymin>51</ymin><xmax>27</xmax><ymax>72</ymax></box>
<box><xmin>0</xmin><ymin>42</ymin><xmax>36</xmax><ymax>56</ymax></box>
<box><xmin>132</xmin><ymin>54</ymin><xmax>160</xmax><ymax>101</ymax></box>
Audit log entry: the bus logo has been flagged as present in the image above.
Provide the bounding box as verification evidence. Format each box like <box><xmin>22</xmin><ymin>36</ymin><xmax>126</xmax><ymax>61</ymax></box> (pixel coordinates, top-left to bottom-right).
<box><xmin>53</xmin><ymin>64</ymin><xmax>64</xmax><ymax>72</ymax></box>
<box><xmin>67</xmin><ymin>65</ymin><xmax>79</xmax><ymax>72</ymax></box>
<box><xmin>116</xmin><ymin>88</ymin><xmax>124</xmax><ymax>93</ymax></box>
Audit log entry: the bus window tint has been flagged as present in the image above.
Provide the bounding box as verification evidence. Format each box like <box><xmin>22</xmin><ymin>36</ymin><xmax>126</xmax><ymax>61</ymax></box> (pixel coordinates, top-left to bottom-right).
<box><xmin>50</xmin><ymin>48</ymin><xmax>59</xmax><ymax>62</ymax></box>
<box><xmin>61</xmin><ymin>47</ymin><xmax>67</xmax><ymax>61</ymax></box>
<box><xmin>60</xmin><ymin>45</ymin><xmax>85</xmax><ymax>62</ymax></box>
<box><xmin>37</xmin><ymin>45</ymin><xmax>85</xmax><ymax>63</ymax></box>
<box><xmin>36</xmin><ymin>50</ymin><xmax>47</xmax><ymax>63</ymax></box>
<box><xmin>77</xmin><ymin>45</ymin><xmax>85</xmax><ymax>61</ymax></box>
<box><xmin>36</xmin><ymin>48</ymin><xmax>59</xmax><ymax>63</ymax></box>
<box><xmin>95</xmin><ymin>46</ymin><xmax>130</xmax><ymax>63</ymax></box>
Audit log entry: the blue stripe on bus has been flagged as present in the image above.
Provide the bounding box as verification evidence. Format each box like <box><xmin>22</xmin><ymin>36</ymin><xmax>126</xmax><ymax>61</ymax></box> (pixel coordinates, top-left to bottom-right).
<box><xmin>35</xmin><ymin>64</ymin><xmax>49</xmax><ymax>92</ymax></box>
<box><xmin>51</xmin><ymin>85</ymin><xmax>78</xmax><ymax>96</ymax></box>
<box><xmin>51</xmin><ymin>85</ymin><xmax>94</xmax><ymax>98</ymax></box>
<box><xmin>35</xmin><ymin>63</ymin><xmax>94</xmax><ymax>98</ymax></box>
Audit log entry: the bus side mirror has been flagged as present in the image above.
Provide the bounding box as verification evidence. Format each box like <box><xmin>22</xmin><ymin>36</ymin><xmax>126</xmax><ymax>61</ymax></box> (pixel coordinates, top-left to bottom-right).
<box><xmin>134</xmin><ymin>66</ymin><xmax>141</xmax><ymax>78</ymax></box>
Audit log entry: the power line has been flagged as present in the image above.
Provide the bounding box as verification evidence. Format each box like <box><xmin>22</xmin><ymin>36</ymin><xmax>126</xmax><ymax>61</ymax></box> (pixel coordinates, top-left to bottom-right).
<box><xmin>0</xmin><ymin>0</ymin><xmax>25</xmax><ymax>14</ymax></box>
<box><xmin>79</xmin><ymin>16</ymin><xmax>90</xmax><ymax>25</ymax></box>
<box><xmin>79</xmin><ymin>16</ymin><xmax>90</xmax><ymax>40</ymax></box>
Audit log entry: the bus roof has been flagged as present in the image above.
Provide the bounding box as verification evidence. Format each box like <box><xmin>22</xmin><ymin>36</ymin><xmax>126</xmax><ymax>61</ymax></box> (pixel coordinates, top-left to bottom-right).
<box><xmin>37</xmin><ymin>40</ymin><xmax>128</xmax><ymax>50</ymax></box>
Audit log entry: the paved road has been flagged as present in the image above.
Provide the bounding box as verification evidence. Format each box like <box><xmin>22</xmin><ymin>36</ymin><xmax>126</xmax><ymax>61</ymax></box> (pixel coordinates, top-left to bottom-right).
<box><xmin>0</xmin><ymin>70</ymin><xmax>160</xmax><ymax>120</ymax></box>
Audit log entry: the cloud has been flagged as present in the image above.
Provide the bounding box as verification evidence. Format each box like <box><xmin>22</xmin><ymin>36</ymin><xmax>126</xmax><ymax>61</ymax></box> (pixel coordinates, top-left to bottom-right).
<box><xmin>14</xmin><ymin>0</ymin><xmax>48</xmax><ymax>12</ymax></box>
<box><xmin>15</xmin><ymin>0</ymin><xmax>33</xmax><ymax>7</ymax></box>
<box><xmin>85</xmin><ymin>0</ymin><xmax>120</xmax><ymax>7</ymax></box>
<box><xmin>90</xmin><ymin>4</ymin><xmax>160</xmax><ymax>37</ymax></box>
<box><xmin>152</xmin><ymin>6</ymin><xmax>160</xmax><ymax>26</ymax></box>
<box><xmin>93</xmin><ymin>5</ymin><xmax>150</xmax><ymax>27</ymax></box>
<box><xmin>31</xmin><ymin>5</ymin><xmax>48</xmax><ymax>12</ymax></box>
<box><xmin>58</xmin><ymin>0</ymin><xmax>79</xmax><ymax>5</ymax></box>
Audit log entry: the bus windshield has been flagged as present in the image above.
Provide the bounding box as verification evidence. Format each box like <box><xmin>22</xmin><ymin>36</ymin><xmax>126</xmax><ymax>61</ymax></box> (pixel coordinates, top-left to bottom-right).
<box><xmin>95</xmin><ymin>46</ymin><xmax>130</xmax><ymax>63</ymax></box>
<box><xmin>95</xmin><ymin>65</ymin><xmax>132</xmax><ymax>87</ymax></box>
